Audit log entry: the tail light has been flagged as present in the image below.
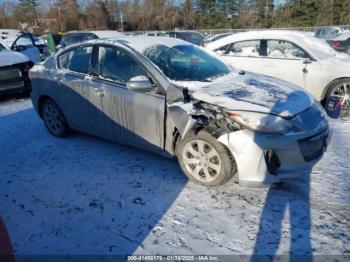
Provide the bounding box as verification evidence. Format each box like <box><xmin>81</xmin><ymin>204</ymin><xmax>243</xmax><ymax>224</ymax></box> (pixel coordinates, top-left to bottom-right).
<box><xmin>330</xmin><ymin>40</ymin><xmax>341</xmax><ymax>47</ymax></box>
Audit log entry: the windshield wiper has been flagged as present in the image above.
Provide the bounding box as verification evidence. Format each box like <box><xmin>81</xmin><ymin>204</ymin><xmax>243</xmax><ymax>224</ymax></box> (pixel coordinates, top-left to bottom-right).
<box><xmin>181</xmin><ymin>78</ymin><xmax>212</xmax><ymax>82</ymax></box>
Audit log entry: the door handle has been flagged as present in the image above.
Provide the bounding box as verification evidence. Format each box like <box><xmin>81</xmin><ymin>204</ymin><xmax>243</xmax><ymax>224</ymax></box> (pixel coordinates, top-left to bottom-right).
<box><xmin>94</xmin><ymin>87</ymin><xmax>107</xmax><ymax>97</ymax></box>
<box><xmin>85</xmin><ymin>75</ymin><xmax>93</xmax><ymax>81</ymax></box>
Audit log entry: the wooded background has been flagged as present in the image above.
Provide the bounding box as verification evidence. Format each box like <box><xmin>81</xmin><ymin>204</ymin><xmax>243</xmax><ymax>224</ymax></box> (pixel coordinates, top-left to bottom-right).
<box><xmin>0</xmin><ymin>0</ymin><xmax>349</xmax><ymax>33</ymax></box>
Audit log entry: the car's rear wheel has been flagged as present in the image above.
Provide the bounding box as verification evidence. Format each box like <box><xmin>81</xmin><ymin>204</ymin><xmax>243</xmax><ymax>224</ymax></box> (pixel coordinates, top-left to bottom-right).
<box><xmin>327</xmin><ymin>79</ymin><xmax>350</xmax><ymax>120</ymax></box>
<box><xmin>40</xmin><ymin>99</ymin><xmax>69</xmax><ymax>137</ymax></box>
<box><xmin>176</xmin><ymin>130</ymin><xmax>237</xmax><ymax>186</ymax></box>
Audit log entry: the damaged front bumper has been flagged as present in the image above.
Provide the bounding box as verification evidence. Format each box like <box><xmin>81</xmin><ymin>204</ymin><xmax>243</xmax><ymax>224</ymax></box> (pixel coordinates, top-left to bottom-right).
<box><xmin>218</xmin><ymin>127</ymin><xmax>331</xmax><ymax>188</ymax></box>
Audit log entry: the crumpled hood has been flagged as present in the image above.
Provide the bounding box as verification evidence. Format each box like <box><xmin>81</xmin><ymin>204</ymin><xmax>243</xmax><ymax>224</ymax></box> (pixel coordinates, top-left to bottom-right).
<box><xmin>0</xmin><ymin>50</ymin><xmax>29</xmax><ymax>67</ymax></box>
<box><xmin>173</xmin><ymin>72</ymin><xmax>314</xmax><ymax>118</ymax></box>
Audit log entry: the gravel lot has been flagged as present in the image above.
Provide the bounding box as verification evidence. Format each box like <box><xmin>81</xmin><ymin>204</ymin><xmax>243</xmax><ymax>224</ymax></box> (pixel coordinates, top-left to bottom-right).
<box><xmin>0</xmin><ymin>97</ymin><xmax>349</xmax><ymax>257</ymax></box>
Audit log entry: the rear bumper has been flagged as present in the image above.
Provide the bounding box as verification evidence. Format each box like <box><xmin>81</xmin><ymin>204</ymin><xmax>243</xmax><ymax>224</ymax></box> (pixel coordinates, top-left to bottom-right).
<box><xmin>218</xmin><ymin>128</ymin><xmax>331</xmax><ymax>188</ymax></box>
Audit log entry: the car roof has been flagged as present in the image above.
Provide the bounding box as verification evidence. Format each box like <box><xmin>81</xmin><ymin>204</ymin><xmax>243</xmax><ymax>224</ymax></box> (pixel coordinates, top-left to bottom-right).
<box><xmin>64</xmin><ymin>30</ymin><xmax>124</xmax><ymax>39</ymax></box>
<box><xmin>89</xmin><ymin>30</ymin><xmax>124</xmax><ymax>38</ymax></box>
<box><xmin>167</xmin><ymin>30</ymin><xmax>202</xmax><ymax>34</ymax></box>
<box><xmin>86</xmin><ymin>35</ymin><xmax>192</xmax><ymax>53</ymax></box>
<box><xmin>206</xmin><ymin>30</ymin><xmax>317</xmax><ymax>49</ymax></box>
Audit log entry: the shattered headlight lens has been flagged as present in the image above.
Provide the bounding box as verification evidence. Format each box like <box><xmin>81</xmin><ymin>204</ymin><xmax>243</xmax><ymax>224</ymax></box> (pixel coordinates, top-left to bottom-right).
<box><xmin>226</xmin><ymin>111</ymin><xmax>295</xmax><ymax>134</ymax></box>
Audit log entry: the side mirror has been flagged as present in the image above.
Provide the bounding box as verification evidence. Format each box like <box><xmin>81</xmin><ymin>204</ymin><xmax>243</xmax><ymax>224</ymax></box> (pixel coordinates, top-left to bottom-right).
<box><xmin>127</xmin><ymin>76</ymin><xmax>153</xmax><ymax>93</ymax></box>
<box><xmin>303</xmin><ymin>59</ymin><xmax>312</xmax><ymax>65</ymax></box>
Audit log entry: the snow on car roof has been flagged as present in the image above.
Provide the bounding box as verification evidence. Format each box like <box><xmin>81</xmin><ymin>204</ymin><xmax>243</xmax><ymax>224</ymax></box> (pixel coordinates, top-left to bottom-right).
<box><xmin>89</xmin><ymin>30</ymin><xmax>124</xmax><ymax>39</ymax></box>
<box><xmin>0</xmin><ymin>48</ymin><xmax>29</xmax><ymax>67</ymax></box>
<box><xmin>207</xmin><ymin>30</ymin><xmax>313</xmax><ymax>49</ymax></box>
<box><xmin>96</xmin><ymin>35</ymin><xmax>192</xmax><ymax>52</ymax></box>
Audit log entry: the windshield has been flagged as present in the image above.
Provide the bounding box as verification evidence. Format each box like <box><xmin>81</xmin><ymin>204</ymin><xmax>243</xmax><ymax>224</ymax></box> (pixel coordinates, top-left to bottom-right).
<box><xmin>143</xmin><ymin>44</ymin><xmax>231</xmax><ymax>81</ymax></box>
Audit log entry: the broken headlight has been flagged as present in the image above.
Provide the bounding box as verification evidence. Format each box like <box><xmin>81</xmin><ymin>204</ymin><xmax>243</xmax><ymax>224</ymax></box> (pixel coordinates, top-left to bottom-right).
<box><xmin>226</xmin><ymin>111</ymin><xmax>296</xmax><ymax>134</ymax></box>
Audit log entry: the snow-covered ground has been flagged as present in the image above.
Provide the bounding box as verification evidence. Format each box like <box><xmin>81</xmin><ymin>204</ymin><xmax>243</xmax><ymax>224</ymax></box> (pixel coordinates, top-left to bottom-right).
<box><xmin>0</xmin><ymin>98</ymin><xmax>349</xmax><ymax>257</ymax></box>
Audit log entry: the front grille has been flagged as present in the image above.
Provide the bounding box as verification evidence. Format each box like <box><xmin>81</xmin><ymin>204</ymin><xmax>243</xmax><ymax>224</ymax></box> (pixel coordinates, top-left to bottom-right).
<box><xmin>0</xmin><ymin>65</ymin><xmax>28</xmax><ymax>91</ymax></box>
<box><xmin>0</xmin><ymin>68</ymin><xmax>22</xmax><ymax>80</ymax></box>
<box><xmin>298</xmin><ymin>130</ymin><xmax>329</xmax><ymax>162</ymax></box>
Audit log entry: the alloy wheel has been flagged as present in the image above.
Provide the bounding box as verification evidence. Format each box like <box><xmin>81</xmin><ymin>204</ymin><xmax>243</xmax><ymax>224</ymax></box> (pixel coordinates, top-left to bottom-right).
<box><xmin>182</xmin><ymin>139</ymin><xmax>222</xmax><ymax>183</ymax></box>
<box><xmin>330</xmin><ymin>82</ymin><xmax>350</xmax><ymax>120</ymax></box>
<box><xmin>42</xmin><ymin>103</ymin><xmax>66</xmax><ymax>135</ymax></box>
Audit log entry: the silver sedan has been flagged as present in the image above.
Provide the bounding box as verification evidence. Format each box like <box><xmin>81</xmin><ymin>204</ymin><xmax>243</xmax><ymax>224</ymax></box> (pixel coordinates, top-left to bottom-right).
<box><xmin>30</xmin><ymin>36</ymin><xmax>330</xmax><ymax>187</ymax></box>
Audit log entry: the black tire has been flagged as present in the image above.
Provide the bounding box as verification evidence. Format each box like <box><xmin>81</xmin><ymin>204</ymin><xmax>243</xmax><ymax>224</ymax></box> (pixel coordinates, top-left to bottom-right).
<box><xmin>325</xmin><ymin>78</ymin><xmax>350</xmax><ymax>119</ymax></box>
<box><xmin>40</xmin><ymin>99</ymin><xmax>69</xmax><ymax>137</ymax></box>
<box><xmin>176</xmin><ymin>130</ymin><xmax>237</xmax><ymax>186</ymax></box>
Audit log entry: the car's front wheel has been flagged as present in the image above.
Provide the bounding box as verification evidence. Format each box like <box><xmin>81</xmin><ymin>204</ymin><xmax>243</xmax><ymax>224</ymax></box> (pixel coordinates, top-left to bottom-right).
<box><xmin>176</xmin><ymin>130</ymin><xmax>237</xmax><ymax>186</ymax></box>
<box><xmin>40</xmin><ymin>99</ymin><xmax>69</xmax><ymax>137</ymax></box>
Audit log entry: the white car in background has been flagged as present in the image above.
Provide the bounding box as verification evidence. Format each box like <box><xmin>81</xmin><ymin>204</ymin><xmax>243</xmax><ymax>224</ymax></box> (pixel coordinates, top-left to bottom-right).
<box><xmin>206</xmin><ymin>30</ymin><xmax>350</xmax><ymax>117</ymax></box>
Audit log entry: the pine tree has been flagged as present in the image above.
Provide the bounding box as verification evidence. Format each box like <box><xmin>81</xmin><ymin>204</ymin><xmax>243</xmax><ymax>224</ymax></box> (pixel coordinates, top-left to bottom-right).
<box><xmin>290</xmin><ymin>0</ymin><xmax>321</xmax><ymax>27</ymax></box>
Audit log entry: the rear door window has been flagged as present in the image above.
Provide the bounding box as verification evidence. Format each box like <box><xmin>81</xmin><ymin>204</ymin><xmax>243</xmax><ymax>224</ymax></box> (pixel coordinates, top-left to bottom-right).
<box><xmin>226</xmin><ymin>40</ymin><xmax>261</xmax><ymax>57</ymax></box>
<box><xmin>266</xmin><ymin>40</ymin><xmax>310</xmax><ymax>59</ymax></box>
<box><xmin>59</xmin><ymin>46</ymin><xmax>93</xmax><ymax>74</ymax></box>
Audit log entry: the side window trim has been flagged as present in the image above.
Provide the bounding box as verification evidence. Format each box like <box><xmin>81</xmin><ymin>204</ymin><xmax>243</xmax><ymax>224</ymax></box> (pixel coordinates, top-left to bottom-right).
<box><xmin>223</xmin><ymin>43</ymin><xmax>232</xmax><ymax>55</ymax></box>
<box><xmin>90</xmin><ymin>45</ymin><xmax>99</xmax><ymax>76</ymax></box>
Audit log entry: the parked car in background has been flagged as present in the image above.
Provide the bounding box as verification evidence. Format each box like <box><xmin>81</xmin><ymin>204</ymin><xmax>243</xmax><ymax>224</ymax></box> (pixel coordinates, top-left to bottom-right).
<box><xmin>0</xmin><ymin>39</ymin><xmax>33</xmax><ymax>94</ymax></box>
<box><xmin>30</xmin><ymin>36</ymin><xmax>329</xmax><ymax>187</ymax></box>
<box><xmin>57</xmin><ymin>30</ymin><xmax>124</xmax><ymax>51</ymax></box>
<box><xmin>202</xmin><ymin>32</ymin><xmax>234</xmax><ymax>47</ymax></box>
<box><xmin>166</xmin><ymin>31</ymin><xmax>205</xmax><ymax>45</ymax></box>
<box><xmin>144</xmin><ymin>31</ymin><xmax>166</xmax><ymax>36</ymax></box>
<box><xmin>206</xmin><ymin>30</ymin><xmax>350</xmax><ymax>118</ymax></box>
<box><xmin>0</xmin><ymin>29</ymin><xmax>45</xmax><ymax>62</ymax></box>
<box><xmin>326</xmin><ymin>31</ymin><xmax>350</xmax><ymax>55</ymax></box>
<box><xmin>314</xmin><ymin>26</ymin><xmax>348</xmax><ymax>40</ymax></box>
